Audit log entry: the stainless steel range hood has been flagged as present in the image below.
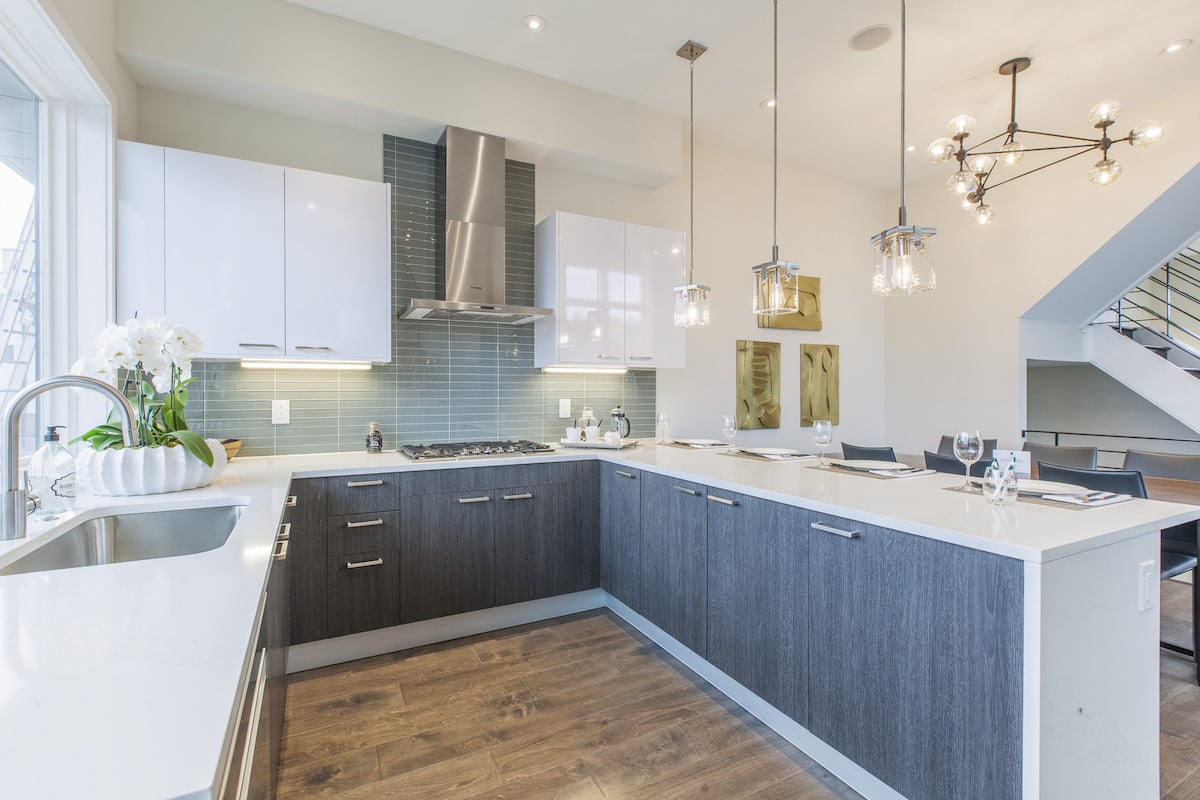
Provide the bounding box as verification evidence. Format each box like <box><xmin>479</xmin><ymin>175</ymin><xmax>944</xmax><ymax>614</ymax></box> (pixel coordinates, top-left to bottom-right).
<box><xmin>398</xmin><ymin>126</ymin><xmax>552</xmax><ymax>325</ymax></box>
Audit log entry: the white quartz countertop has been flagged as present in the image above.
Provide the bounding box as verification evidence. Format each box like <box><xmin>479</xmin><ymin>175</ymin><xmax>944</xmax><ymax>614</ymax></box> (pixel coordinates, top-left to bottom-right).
<box><xmin>1</xmin><ymin>441</ymin><xmax>1196</xmax><ymax>799</ymax></box>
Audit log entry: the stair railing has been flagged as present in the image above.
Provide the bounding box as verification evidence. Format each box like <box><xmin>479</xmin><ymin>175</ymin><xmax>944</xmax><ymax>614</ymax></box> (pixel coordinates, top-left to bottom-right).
<box><xmin>1095</xmin><ymin>246</ymin><xmax>1200</xmax><ymax>363</ymax></box>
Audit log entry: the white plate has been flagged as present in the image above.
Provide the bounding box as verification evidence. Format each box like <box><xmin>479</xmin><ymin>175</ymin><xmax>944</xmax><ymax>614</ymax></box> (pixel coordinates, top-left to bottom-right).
<box><xmin>831</xmin><ymin>459</ymin><xmax>912</xmax><ymax>471</ymax></box>
<box><xmin>673</xmin><ymin>438</ymin><xmax>726</xmax><ymax>447</ymax></box>
<box><xmin>1017</xmin><ymin>479</ymin><xmax>1088</xmax><ymax>496</ymax></box>
<box><xmin>738</xmin><ymin>446</ymin><xmax>803</xmax><ymax>457</ymax></box>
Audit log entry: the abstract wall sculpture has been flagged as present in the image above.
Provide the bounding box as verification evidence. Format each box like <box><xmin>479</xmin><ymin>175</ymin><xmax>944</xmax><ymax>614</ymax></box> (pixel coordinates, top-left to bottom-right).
<box><xmin>735</xmin><ymin>340</ymin><xmax>781</xmax><ymax>429</ymax></box>
<box><xmin>800</xmin><ymin>343</ymin><xmax>839</xmax><ymax>426</ymax></box>
<box><xmin>756</xmin><ymin>276</ymin><xmax>822</xmax><ymax>331</ymax></box>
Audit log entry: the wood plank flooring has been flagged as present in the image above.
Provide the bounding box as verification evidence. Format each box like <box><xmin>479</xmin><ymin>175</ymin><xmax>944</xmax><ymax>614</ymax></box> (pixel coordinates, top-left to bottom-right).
<box><xmin>279</xmin><ymin>611</ymin><xmax>861</xmax><ymax>799</ymax></box>
<box><xmin>281</xmin><ymin>590</ymin><xmax>1200</xmax><ymax>799</ymax></box>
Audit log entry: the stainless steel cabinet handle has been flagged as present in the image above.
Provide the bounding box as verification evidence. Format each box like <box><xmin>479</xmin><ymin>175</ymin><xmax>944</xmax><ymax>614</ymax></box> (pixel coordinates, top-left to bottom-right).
<box><xmin>673</xmin><ymin>485</ymin><xmax>701</xmax><ymax>496</ymax></box>
<box><xmin>628</xmin><ymin>356</ymin><xmax>653</xmax><ymax>361</ymax></box>
<box><xmin>346</xmin><ymin>479</ymin><xmax>384</xmax><ymax>488</ymax></box>
<box><xmin>811</xmin><ymin>521</ymin><xmax>860</xmax><ymax>539</ymax></box>
<box><xmin>278</xmin><ymin>522</ymin><xmax>291</xmax><ymax>540</ymax></box>
<box><xmin>345</xmin><ymin>518</ymin><xmax>384</xmax><ymax>529</ymax></box>
<box><xmin>615</xmin><ymin>470</ymin><xmax>637</xmax><ymax>479</ymax></box>
<box><xmin>273</xmin><ymin>539</ymin><xmax>289</xmax><ymax>560</ymax></box>
<box><xmin>238</xmin><ymin>342</ymin><xmax>278</xmax><ymax>348</ymax></box>
<box><xmin>346</xmin><ymin>557</ymin><xmax>384</xmax><ymax>569</ymax></box>
<box><xmin>707</xmin><ymin>495</ymin><xmax>739</xmax><ymax>506</ymax></box>
<box><xmin>294</xmin><ymin>345</ymin><xmax>333</xmax><ymax>351</ymax></box>
<box><xmin>598</xmin><ymin>355</ymin><xmax>621</xmax><ymax>360</ymax></box>
<box><xmin>458</xmin><ymin>495</ymin><xmax>492</xmax><ymax>504</ymax></box>
<box><xmin>285</xmin><ymin>495</ymin><xmax>297</xmax><ymax>508</ymax></box>
<box><xmin>502</xmin><ymin>493</ymin><xmax>533</xmax><ymax>501</ymax></box>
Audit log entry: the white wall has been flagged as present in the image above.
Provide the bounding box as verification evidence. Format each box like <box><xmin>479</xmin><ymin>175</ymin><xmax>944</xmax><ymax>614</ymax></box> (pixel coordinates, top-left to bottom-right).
<box><xmin>884</xmin><ymin>87</ymin><xmax>1200</xmax><ymax>455</ymax></box>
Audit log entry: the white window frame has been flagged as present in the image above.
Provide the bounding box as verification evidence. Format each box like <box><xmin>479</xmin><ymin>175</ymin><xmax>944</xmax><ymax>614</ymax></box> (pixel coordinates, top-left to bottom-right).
<box><xmin>0</xmin><ymin>0</ymin><xmax>117</xmax><ymax>440</ymax></box>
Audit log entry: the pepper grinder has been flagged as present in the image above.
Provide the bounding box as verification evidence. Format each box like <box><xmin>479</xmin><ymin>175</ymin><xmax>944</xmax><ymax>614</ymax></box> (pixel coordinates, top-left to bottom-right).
<box><xmin>366</xmin><ymin>421</ymin><xmax>384</xmax><ymax>453</ymax></box>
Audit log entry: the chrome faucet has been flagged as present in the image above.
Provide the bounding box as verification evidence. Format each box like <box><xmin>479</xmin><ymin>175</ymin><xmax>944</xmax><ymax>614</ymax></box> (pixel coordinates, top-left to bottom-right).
<box><xmin>2</xmin><ymin>375</ymin><xmax>140</xmax><ymax>540</ymax></box>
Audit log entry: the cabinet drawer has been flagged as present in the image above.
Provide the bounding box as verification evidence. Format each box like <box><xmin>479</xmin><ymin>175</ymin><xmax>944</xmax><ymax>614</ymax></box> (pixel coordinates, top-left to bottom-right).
<box><xmin>403</xmin><ymin>462</ymin><xmax>579</xmax><ymax>497</ymax></box>
<box><xmin>326</xmin><ymin>473</ymin><xmax>401</xmax><ymax>515</ymax></box>
<box><xmin>327</xmin><ymin>547</ymin><xmax>400</xmax><ymax>638</ymax></box>
<box><xmin>327</xmin><ymin>510</ymin><xmax>400</xmax><ymax>556</ymax></box>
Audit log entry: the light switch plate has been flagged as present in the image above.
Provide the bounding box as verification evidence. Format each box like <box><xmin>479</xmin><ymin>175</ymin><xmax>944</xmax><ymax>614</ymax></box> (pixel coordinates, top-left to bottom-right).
<box><xmin>272</xmin><ymin>399</ymin><xmax>290</xmax><ymax>425</ymax></box>
<box><xmin>1137</xmin><ymin>560</ymin><xmax>1157</xmax><ymax>612</ymax></box>
<box><xmin>559</xmin><ymin>399</ymin><xmax>571</xmax><ymax>419</ymax></box>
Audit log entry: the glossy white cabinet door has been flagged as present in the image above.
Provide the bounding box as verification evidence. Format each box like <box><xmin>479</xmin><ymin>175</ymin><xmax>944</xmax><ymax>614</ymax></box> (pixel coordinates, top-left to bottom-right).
<box><xmin>624</xmin><ymin>223</ymin><xmax>686</xmax><ymax>368</ymax></box>
<box><xmin>554</xmin><ymin>213</ymin><xmax>625</xmax><ymax>365</ymax></box>
<box><xmin>284</xmin><ymin>168</ymin><xmax>391</xmax><ymax>361</ymax></box>
<box><xmin>116</xmin><ymin>141</ymin><xmax>166</xmax><ymax>322</ymax></box>
<box><xmin>164</xmin><ymin>148</ymin><xmax>285</xmax><ymax>359</ymax></box>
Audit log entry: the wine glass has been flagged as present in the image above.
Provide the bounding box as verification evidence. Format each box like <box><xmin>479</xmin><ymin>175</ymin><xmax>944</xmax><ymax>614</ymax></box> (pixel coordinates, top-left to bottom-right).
<box><xmin>953</xmin><ymin>430</ymin><xmax>984</xmax><ymax>489</ymax></box>
<box><xmin>655</xmin><ymin>412</ymin><xmax>671</xmax><ymax>444</ymax></box>
<box><xmin>721</xmin><ymin>415</ymin><xmax>737</xmax><ymax>449</ymax></box>
<box><xmin>812</xmin><ymin>420</ymin><xmax>833</xmax><ymax>468</ymax></box>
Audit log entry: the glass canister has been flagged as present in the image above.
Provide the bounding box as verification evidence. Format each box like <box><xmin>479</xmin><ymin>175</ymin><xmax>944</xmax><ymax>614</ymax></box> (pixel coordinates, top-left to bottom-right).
<box><xmin>982</xmin><ymin>462</ymin><xmax>1018</xmax><ymax>505</ymax></box>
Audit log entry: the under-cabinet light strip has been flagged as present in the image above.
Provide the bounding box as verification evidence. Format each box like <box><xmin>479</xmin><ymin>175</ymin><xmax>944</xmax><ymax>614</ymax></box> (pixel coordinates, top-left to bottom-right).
<box><xmin>239</xmin><ymin>359</ymin><xmax>372</xmax><ymax>371</ymax></box>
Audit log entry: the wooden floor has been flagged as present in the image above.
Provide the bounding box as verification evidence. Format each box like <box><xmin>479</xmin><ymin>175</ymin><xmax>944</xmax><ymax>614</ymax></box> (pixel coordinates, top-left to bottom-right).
<box><xmin>279</xmin><ymin>611</ymin><xmax>862</xmax><ymax>799</ymax></box>
<box><xmin>281</xmin><ymin>590</ymin><xmax>1200</xmax><ymax>799</ymax></box>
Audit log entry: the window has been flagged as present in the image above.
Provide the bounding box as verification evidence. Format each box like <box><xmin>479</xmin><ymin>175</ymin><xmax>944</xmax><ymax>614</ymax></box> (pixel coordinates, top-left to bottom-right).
<box><xmin>0</xmin><ymin>57</ymin><xmax>39</xmax><ymax>453</ymax></box>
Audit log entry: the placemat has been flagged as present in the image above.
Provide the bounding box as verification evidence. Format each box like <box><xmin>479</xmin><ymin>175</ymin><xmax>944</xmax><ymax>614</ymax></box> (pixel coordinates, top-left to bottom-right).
<box><xmin>806</xmin><ymin>464</ymin><xmax>935</xmax><ymax>481</ymax></box>
<box><xmin>658</xmin><ymin>441</ymin><xmax>727</xmax><ymax>451</ymax></box>
<box><xmin>941</xmin><ymin>484</ymin><xmax>1103</xmax><ymax>511</ymax></box>
<box><xmin>718</xmin><ymin>450</ymin><xmax>816</xmax><ymax>463</ymax></box>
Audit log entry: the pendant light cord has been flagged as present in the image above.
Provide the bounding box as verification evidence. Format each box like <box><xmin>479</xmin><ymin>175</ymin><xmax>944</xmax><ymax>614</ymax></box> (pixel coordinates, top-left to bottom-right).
<box><xmin>772</xmin><ymin>0</ymin><xmax>779</xmax><ymax>261</ymax></box>
<box><xmin>898</xmin><ymin>0</ymin><xmax>907</xmax><ymax>227</ymax></box>
<box><xmin>689</xmin><ymin>58</ymin><xmax>696</xmax><ymax>284</ymax></box>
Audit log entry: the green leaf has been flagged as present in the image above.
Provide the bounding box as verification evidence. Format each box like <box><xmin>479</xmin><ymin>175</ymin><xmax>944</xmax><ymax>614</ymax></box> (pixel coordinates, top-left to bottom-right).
<box><xmin>163</xmin><ymin>430</ymin><xmax>213</xmax><ymax>467</ymax></box>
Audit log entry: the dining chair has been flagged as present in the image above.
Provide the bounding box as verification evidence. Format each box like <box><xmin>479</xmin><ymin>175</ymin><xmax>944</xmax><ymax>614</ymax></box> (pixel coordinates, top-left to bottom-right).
<box><xmin>1040</xmin><ymin>462</ymin><xmax>1199</xmax><ymax>683</ymax></box>
<box><xmin>1023</xmin><ymin>442</ymin><xmax>1098</xmax><ymax>471</ymax></box>
<box><xmin>840</xmin><ymin>443</ymin><xmax>897</xmax><ymax>462</ymax></box>
<box><xmin>1123</xmin><ymin>450</ymin><xmax>1200</xmax><ymax>482</ymax></box>
<box><xmin>936</xmin><ymin>436</ymin><xmax>998</xmax><ymax>459</ymax></box>
<box><xmin>924</xmin><ymin>450</ymin><xmax>989</xmax><ymax>478</ymax></box>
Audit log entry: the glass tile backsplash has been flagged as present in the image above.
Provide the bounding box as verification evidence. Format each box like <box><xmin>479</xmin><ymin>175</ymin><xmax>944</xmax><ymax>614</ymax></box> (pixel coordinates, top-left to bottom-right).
<box><xmin>186</xmin><ymin>135</ymin><xmax>656</xmax><ymax>457</ymax></box>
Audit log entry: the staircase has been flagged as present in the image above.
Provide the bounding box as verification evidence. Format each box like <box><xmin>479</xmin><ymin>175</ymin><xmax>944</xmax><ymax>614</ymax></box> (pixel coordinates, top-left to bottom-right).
<box><xmin>1087</xmin><ymin>245</ymin><xmax>1200</xmax><ymax>433</ymax></box>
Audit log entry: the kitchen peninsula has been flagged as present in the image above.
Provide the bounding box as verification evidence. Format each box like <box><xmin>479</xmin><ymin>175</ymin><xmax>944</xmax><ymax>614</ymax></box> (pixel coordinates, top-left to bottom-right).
<box><xmin>1</xmin><ymin>444</ymin><xmax>1193</xmax><ymax>800</ymax></box>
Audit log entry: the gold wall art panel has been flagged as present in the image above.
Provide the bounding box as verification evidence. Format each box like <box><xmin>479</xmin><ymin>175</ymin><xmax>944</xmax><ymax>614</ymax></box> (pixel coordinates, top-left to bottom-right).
<box><xmin>800</xmin><ymin>343</ymin><xmax>839</xmax><ymax>426</ymax></box>
<box><xmin>756</xmin><ymin>275</ymin><xmax>822</xmax><ymax>331</ymax></box>
<box><xmin>735</xmin><ymin>339</ymin><xmax>781</xmax><ymax>430</ymax></box>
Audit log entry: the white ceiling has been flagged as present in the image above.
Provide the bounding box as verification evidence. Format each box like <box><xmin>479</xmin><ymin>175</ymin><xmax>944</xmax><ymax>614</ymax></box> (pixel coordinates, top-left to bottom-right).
<box><xmin>280</xmin><ymin>0</ymin><xmax>1200</xmax><ymax>189</ymax></box>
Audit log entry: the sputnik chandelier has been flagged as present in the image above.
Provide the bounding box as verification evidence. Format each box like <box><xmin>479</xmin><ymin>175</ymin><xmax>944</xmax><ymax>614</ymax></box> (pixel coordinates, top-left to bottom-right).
<box><xmin>927</xmin><ymin>57</ymin><xmax>1165</xmax><ymax>225</ymax></box>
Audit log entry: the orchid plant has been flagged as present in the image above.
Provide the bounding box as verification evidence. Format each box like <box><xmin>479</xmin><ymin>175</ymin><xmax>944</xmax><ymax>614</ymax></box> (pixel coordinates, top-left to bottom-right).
<box><xmin>71</xmin><ymin>316</ymin><xmax>214</xmax><ymax>467</ymax></box>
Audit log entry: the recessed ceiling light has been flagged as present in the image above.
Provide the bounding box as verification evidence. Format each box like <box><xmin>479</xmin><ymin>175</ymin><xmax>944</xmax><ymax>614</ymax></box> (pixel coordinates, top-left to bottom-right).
<box><xmin>1161</xmin><ymin>39</ymin><xmax>1192</xmax><ymax>54</ymax></box>
<box><xmin>849</xmin><ymin>24</ymin><xmax>893</xmax><ymax>52</ymax></box>
<box><xmin>523</xmin><ymin>14</ymin><xmax>547</xmax><ymax>32</ymax></box>
<box><xmin>760</xmin><ymin>98</ymin><xmax>778</xmax><ymax>109</ymax></box>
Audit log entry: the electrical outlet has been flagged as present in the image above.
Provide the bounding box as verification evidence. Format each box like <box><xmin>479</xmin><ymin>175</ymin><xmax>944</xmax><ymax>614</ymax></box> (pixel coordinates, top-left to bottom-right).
<box><xmin>559</xmin><ymin>399</ymin><xmax>571</xmax><ymax>419</ymax></box>
<box><xmin>271</xmin><ymin>399</ymin><xmax>290</xmax><ymax>425</ymax></box>
<box><xmin>1137</xmin><ymin>560</ymin><xmax>1157</xmax><ymax>612</ymax></box>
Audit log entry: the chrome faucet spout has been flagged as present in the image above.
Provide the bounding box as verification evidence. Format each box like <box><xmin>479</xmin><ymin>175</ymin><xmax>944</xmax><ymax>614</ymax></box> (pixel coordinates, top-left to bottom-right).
<box><xmin>1</xmin><ymin>375</ymin><xmax>139</xmax><ymax>540</ymax></box>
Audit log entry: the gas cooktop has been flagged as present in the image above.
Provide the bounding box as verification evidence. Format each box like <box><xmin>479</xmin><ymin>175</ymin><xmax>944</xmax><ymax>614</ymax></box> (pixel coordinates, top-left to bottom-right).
<box><xmin>399</xmin><ymin>440</ymin><xmax>554</xmax><ymax>461</ymax></box>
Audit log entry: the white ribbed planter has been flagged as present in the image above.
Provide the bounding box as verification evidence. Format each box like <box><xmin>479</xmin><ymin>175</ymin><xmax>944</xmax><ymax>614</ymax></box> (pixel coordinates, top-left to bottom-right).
<box><xmin>76</xmin><ymin>438</ymin><xmax>228</xmax><ymax>496</ymax></box>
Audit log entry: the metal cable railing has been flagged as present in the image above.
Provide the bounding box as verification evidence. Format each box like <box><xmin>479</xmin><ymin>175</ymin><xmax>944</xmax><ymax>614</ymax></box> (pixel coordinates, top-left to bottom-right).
<box><xmin>1097</xmin><ymin>247</ymin><xmax>1200</xmax><ymax>362</ymax></box>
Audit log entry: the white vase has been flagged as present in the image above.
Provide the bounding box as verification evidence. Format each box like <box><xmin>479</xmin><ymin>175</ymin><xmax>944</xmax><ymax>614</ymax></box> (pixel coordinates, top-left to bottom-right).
<box><xmin>76</xmin><ymin>438</ymin><xmax>228</xmax><ymax>496</ymax></box>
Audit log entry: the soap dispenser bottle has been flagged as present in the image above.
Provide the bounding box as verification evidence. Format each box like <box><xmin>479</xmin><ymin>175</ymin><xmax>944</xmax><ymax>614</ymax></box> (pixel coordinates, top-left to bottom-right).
<box><xmin>29</xmin><ymin>425</ymin><xmax>75</xmax><ymax>516</ymax></box>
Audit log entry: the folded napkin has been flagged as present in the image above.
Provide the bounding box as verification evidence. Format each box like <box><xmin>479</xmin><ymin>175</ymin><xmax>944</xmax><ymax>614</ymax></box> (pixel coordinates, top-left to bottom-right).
<box><xmin>762</xmin><ymin>453</ymin><xmax>817</xmax><ymax>462</ymax></box>
<box><xmin>689</xmin><ymin>443</ymin><xmax>726</xmax><ymax>449</ymax></box>
<box><xmin>869</xmin><ymin>468</ymin><xmax>936</xmax><ymax>478</ymax></box>
<box><xmin>1041</xmin><ymin>492</ymin><xmax>1132</xmax><ymax>507</ymax></box>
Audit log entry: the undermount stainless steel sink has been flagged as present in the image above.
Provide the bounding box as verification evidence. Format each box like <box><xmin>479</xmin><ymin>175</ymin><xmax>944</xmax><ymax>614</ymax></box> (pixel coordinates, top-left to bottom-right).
<box><xmin>0</xmin><ymin>504</ymin><xmax>246</xmax><ymax>577</ymax></box>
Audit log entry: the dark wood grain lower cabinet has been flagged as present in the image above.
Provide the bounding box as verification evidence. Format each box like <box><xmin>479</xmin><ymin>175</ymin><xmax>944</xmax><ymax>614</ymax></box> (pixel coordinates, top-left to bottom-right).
<box><xmin>639</xmin><ymin>471</ymin><xmax>707</xmax><ymax>656</ymax></box>
<box><xmin>706</xmin><ymin>489</ymin><xmax>809</xmax><ymax>724</ymax></box>
<box><xmin>400</xmin><ymin>492</ymin><xmax>496</xmax><ymax>623</ymax></box>
<box><xmin>600</xmin><ymin>465</ymin><xmax>642</xmax><ymax>608</ymax></box>
<box><xmin>286</xmin><ymin>478</ymin><xmax>329</xmax><ymax>646</ymax></box>
<box><xmin>495</xmin><ymin>481</ymin><xmax>581</xmax><ymax>605</ymax></box>
<box><xmin>805</xmin><ymin>515</ymin><xmax>1024</xmax><ymax>800</ymax></box>
<box><xmin>326</xmin><ymin>548</ymin><xmax>401</xmax><ymax>638</ymax></box>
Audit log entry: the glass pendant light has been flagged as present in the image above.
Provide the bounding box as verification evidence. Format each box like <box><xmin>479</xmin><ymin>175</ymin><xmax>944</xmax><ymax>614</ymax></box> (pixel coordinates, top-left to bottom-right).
<box><xmin>673</xmin><ymin>41</ymin><xmax>711</xmax><ymax>328</ymax></box>
<box><xmin>871</xmin><ymin>0</ymin><xmax>936</xmax><ymax>296</ymax></box>
<box><xmin>751</xmin><ymin>0</ymin><xmax>801</xmax><ymax>316</ymax></box>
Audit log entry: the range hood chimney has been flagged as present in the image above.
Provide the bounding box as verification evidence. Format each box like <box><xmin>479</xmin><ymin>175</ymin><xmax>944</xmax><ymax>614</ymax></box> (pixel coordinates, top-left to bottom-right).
<box><xmin>398</xmin><ymin>126</ymin><xmax>552</xmax><ymax>324</ymax></box>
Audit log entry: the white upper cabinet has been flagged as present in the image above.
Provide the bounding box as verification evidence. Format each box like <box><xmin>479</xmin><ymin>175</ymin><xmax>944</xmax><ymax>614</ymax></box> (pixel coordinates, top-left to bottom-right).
<box><xmin>116</xmin><ymin>142</ymin><xmax>391</xmax><ymax>362</ymax></box>
<box><xmin>535</xmin><ymin>211</ymin><xmax>685</xmax><ymax>369</ymax></box>
<box><xmin>284</xmin><ymin>168</ymin><xmax>391</xmax><ymax>362</ymax></box>
<box><xmin>623</xmin><ymin>222</ymin><xmax>685</xmax><ymax>368</ymax></box>
<box><xmin>164</xmin><ymin>147</ymin><xmax>286</xmax><ymax>359</ymax></box>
